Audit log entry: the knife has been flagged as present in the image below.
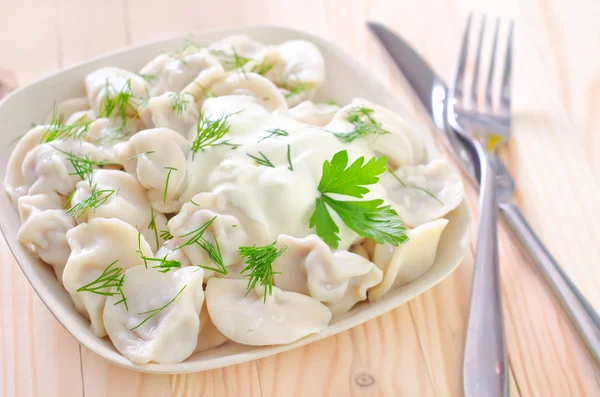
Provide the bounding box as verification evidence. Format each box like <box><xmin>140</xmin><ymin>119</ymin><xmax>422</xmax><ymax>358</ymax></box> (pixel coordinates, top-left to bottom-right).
<box><xmin>368</xmin><ymin>22</ymin><xmax>600</xmax><ymax>366</ymax></box>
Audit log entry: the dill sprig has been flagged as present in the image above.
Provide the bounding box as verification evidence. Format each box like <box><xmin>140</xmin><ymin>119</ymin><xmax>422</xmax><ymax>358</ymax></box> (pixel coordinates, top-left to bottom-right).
<box><xmin>138</xmin><ymin>73</ymin><xmax>158</xmax><ymax>83</ymax></box>
<box><xmin>210</xmin><ymin>48</ymin><xmax>250</xmax><ymax>71</ymax></box>
<box><xmin>212</xmin><ymin>139</ymin><xmax>242</xmax><ymax>149</ymax></box>
<box><xmin>247</xmin><ymin>151</ymin><xmax>275</xmax><ymax>168</ymax></box>
<box><xmin>287</xmin><ymin>144</ymin><xmax>293</xmax><ymax>171</ymax></box>
<box><xmin>174</xmin><ymin>216</ymin><xmax>217</xmax><ymax>250</ymax></box>
<box><xmin>190</xmin><ymin>112</ymin><xmax>236</xmax><ymax>156</ymax></box>
<box><xmin>239</xmin><ymin>242</ymin><xmax>287</xmax><ymax>303</ymax></box>
<box><xmin>160</xmin><ymin>229</ymin><xmax>174</xmax><ymax>240</ymax></box>
<box><xmin>334</xmin><ymin>107</ymin><xmax>390</xmax><ymax>143</ymax></box>
<box><xmin>66</xmin><ymin>181</ymin><xmax>117</xmax><ymax>219</ymax></box>
<box><xmin>130</xmin><ymin>285</ymin><xmax>187</xmax><ymax>330</ymax></box>
<box><xmin>163</xmin><ymin>167</ymin><xmax>178</xmax><ymax>203</ymax></box>
<box><xmin>281</xmin><ymin>76</ymin><xmax>308</xmax><ymax>99</ymax></box>
<box><xmin>170</xmin><ymin>39</ymin><xmax>202</xmax><ymax>66</ymax></box>
<box><xmin>127</xmin><ymin>151</ymin><xmax>155</xmax><ymax>161</ymax></box>
<box><xmin>147</xmin><ymin>207</ymin><xmax>160</xmax><ymax>248</ymax></box>
<box><xmin>387</xmin><ymin>168</ymin><xmax>443</xmax><ymax>206</ymax></box>
<box><xmin>41</xmin><ymin>111</ymin><xmax>93</xmax><ymax>143</ymax></box>
<box><xmin>52</xmin><ymin>147</ymin><xmax>121</xmax><ymax>181</ymax></box>
<box><xmin>76</xmin><ymin>260</ymin><xmax>129</xmax><ymax>311</ymax></box>
<box><xmin>197</xmin><ymin>237</ymin><xmax>227</xmax><ymax>275</ymax></box>
<box><xmin>250</xmin><ymin>61</ymin><xmax>274</xmax><ymax>76</ymax></box>
<box><xmin>138</xmin><ymin>255</ymin><xmax>182</xmax><ymax>273</ymax></box>
<box><xmin>98</xmin><ymin>79</ymin><xmax>139</xmax><ymax>126</ymax></box>
<box><xmin>258</xmin><ymin>128</ymin><xmax>289</xmax><ymax>143</ymax></box>
<box><xmin>169</xmin><ymin>92</ymin><xmax>192</xmax><ymax>115</ymax></box>
<box><xmin>193</xmin><ymin>82</ymin><xmax>216</xmax><ymax>98</ymax></box>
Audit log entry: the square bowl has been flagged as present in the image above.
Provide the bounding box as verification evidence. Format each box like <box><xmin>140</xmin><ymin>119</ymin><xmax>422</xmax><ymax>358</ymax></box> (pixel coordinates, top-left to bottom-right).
<box><xmin>0</xmin><ymin>25</ymin><xmax>471</xmax><ymax>374</ymax></box>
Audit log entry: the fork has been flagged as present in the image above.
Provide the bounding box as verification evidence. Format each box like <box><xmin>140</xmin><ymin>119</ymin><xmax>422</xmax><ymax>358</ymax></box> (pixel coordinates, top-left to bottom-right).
<box><xmin>447</xmin><ymin>14</ymin><xmax>512</xmax><ymax>397</ymax></box>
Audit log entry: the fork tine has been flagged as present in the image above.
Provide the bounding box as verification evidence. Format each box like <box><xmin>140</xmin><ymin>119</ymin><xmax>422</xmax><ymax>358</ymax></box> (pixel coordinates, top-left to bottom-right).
<box><xmin>485</xmin><ymin>18</ymin><xmax>500</xmax><ymax>109</ymax></box>
<box><xmin>471</xmin><ymin>15</ymin><xmax>486</xmax><ymax>107</ymax></box>
<box><xmin>500</xmin><ymin>20</ymin><xmax>514</xmax><ymax>113</ymax></box>
<box><xmin>453</xmin><ymin>13</ymin><xmax>473</xmax><ymax>104</ymax></box>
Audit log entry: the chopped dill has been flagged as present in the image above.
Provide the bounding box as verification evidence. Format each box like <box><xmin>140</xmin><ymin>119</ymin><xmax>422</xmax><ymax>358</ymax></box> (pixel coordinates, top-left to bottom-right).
<box><xmin>258</xmin><ymin>128</ymin><xmax>288</xmax><ymax>143</ymax></box>
<box><xmin>130</xmin><ymin>285</ymin><xmax>187</xmax><ymax>330</ymax></box>
<box><xmin>66</xmin><ymin>181</ymin><xmax>117</xmax><ymax>220</ymax></box>
<box><xmin>147</xmin><ymin>207</ymin><xmax>160</xmax><ymax>248</ymax></box>
<box><xmin>333</xmin><ymin>107</ymin><xmax>390</xmax><ymax>143</ymax></box>
<box><xmin>247</xmin><ymin>151</ymin><xmax>275</xmax><ymax>168</ymax></box>
<box><xmin>163</xmin><ymin>167</ymin><xmax>178</xmax><ymax>203</ymax></box>
<box><xmin>239</xmin><ymin>241</ymin><xmax>287</xmax><ymax>303</ymax></box>
<box><xmin>287</xmin><ymin>144</ymin><xmax>293</xmax><ymax>171</ymax></box>
<box><xmin>387</xmin><ymin>168</ymin><xmax>443</xmax><ymax>205</ymax></box>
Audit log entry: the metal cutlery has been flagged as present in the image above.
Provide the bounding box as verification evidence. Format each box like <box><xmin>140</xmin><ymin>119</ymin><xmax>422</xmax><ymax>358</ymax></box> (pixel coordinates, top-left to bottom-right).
<box><xmin>446</xmin><ymin>14</ymin><xmax>511</xmax><ymax>396</ymax></box>
<box><xmin>368</xmin><ymin>17</ymin><xmax>600</xmax><ymax>370</ymax></box>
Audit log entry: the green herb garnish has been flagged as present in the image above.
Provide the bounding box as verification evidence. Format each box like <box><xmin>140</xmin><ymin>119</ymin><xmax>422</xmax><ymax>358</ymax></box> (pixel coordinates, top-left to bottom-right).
<box><xmin>169</xmin><ymin>92</ymin><xmax>191</xmax><ymax>115</ymax></box>
<box><xmin>239</xmin><ymin>241</ymin><xmax>287</xmax><ymax>303</ymax></box>
<box><xmin>287</xmin><ymin>144</ymin><xmax>293</xmax><ymax>171</ymax></box>
<box><xmin>333</xmin><ymin>107</ymin><xmax>390</xmax><ymax>143</ymax></box>
<box><xmin>98</xmin><ymin>79</ymin><xmax>139</xmax><ymax>126</ymax></box>
<box><xmin>52</xmin><ymin>147</ymin><xmax>121</xmax><ymax>181</ymax></box>
<box><xmin>309</xmin><ymin>150</ymin><xmax>407</xmax><ymax>248</ymax></box>
<box><xmin>160</xmin><ymin>229</ymin><xmax>174</xmax><ymax>240</ymax></box>
<box><xmin>130</xmin><ymin>285</ymin><xmax>187</xmax><ymax>330</ymax></box>
<box><xmin>247</xmin><ymin>151</ymin><xmax>274</xmax><ymax>168</ymax></box>
<box><xmin>197</xmin><ymin>237</ymin><xmax>227</xmax><ymax>275</ymax></box>
<box><xmin>41</xmin><ymin>112</ymin><xmax>93</xmax><ymax>143</ymax></box>
<box><xmin>258</xmin><ymin>128</ymin><xmax>289</xmax><ymax>143</ymax></box>
<box><xmin>387</xmin><ymin>168</ymin><xmax>443</xmax><ymax>206</ymax></box>
<box><xmin>76</xmin><ymin>260</ymin><xmax>128</xmax><ymax>311</ymax></box>
<box><xmin>147</xmin><ymin>207</ymin><xmax>160</xmax><ymax>248</ymax></box>
<box><xmin>66</xmin><ymin>182</ymin><xmax>117</xmax><ymax>220</ymax></box>
<box><xmin>175</xmin><ymin>216</ymin><xmax>217</xmax><ymax>250</ymax></box>
<box><xmin>190</xmin><ymin>112</ymin><xmax>235</xmax><ymax>156</ymax></box>
<box><xmin>163</xmin><ymin>167</ymin><xmax>178</xmax><ymax>203</ymax></box>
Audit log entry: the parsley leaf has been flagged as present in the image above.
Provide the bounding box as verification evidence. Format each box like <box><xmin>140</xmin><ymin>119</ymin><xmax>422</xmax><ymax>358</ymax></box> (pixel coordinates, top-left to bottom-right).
<box><xmin>309</xmin><ymin>150</ymin><xmax>407</xmax><ymax>248</ymax></box>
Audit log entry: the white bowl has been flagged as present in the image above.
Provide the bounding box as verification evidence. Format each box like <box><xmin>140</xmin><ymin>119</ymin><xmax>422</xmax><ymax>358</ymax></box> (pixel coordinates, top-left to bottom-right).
<box><xmin>0</xmin><ymin>26</ymin><xmax>471</xmax><ymax>374</ymax></box>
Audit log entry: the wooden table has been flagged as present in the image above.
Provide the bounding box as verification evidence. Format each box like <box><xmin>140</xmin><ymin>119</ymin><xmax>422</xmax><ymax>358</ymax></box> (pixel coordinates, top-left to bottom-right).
<box><xmin>1</xmin><ymin>0</ymin><xmax>599</xmax><ymax>396</ymax></box>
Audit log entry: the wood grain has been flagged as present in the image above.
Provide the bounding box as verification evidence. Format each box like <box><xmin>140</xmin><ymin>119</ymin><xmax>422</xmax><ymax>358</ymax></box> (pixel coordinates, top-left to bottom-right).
<box><xmin>1</xmin><ymin>0</ymin><xmax>599</xmax><ymax>396</ymax></box>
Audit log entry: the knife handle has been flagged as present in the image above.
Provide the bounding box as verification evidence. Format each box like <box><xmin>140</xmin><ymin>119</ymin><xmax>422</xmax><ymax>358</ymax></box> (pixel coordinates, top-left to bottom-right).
<box><xmin>463</xmin><ymin>145</ymin><xmax>509</xmax><ymax>397</ymax></box>
<box><xmin>499</xmin><ymin>202</ymin><xmax>600</xmax><ymax>366</ymax></box>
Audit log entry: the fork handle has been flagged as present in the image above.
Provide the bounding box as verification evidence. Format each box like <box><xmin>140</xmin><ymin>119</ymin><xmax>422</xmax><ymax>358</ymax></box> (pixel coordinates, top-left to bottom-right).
<box><xmin>463</xmin><ymin>144</ymin><xmax>509</xmax><ymax>397</ymax></box>
<box><xmin>499</xmin><ymin>202</ymin><xmax>600</xmax><ymax>365</ymax></box>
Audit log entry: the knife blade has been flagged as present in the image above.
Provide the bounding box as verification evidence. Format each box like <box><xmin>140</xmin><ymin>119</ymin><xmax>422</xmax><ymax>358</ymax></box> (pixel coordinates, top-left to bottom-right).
<box><xmin>367</xmin><ymin>22</ymin><xmax>478</xmax><ymax>183</ymax></box>
<box><xmin>368</xmin><ymin>22</ymin><xmax>600</xmax><ymax>366</ymax></box>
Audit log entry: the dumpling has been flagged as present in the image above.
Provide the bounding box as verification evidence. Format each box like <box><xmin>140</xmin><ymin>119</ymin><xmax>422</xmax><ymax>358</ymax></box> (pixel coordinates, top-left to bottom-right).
<box><xmin>114</xmin><ymin>128</ymin><xmax>189</xmax><ymax>213</ymax></box>
<box><xmin>195</xmin><ymin>302</ymin><xmax>229</xmax><ymax>353</ymax></box>
<box><xmin>168</xmin><ymin>193</ymin><xmax>268</xmax><ymax>279</ymax></box>
<box><xmin>140</xmin><ymin>47</ymin><xmax>222</xmax><ymax>96</ymax></box>
<box><xmin>206</xmin><ymin>278</ymin><xmax>331</xmax><ymax>345</ymax></box>
<box><xmin>5</xmin><ymin>126</ymin><xmax>48</xmax><ymax>201</ymax></box>
<box><xmin>84</xmin><ymin>67</ymin><xmax>148</xmax><ymax>117</ymax></box>
<box><xmin>17</xmin><ymin>193</ymin><xmax>75</xmax><ymax>283</ymax></box>
<box><xmin>369</xmin><ymin>218</ymin><xmax>449</xmax><ymax>301</ymax></box>
<box><xmin>274</xmin><ymin>40</ymin><xmax>325</xmax><ymax>89</ymax></box>
<box><xmin>273</xmin><ymin>234</ymin><xmax>382</xmax><ymax>315</ymax></box>
<box><xmin>383</xmin><ymin>158</ymin><xmax>464</xmax><ymax>227</ymax></box>
<box><xmin>210</xmin><ymin>73</ymin><xmax>288</xmax><ymax>111</ymax></box>
<box><xmin>147</xmin><ymin>92</ymin><xmax>198</xmax><ymax>135</ymax></box>
<box><xmin>84</xmin><ymin>117</ymin><xmax>146</xmax><ymax>149</ymax></box>
<box><xmin>103</xmin><ymin>265</ymin><xmax>204</xmax><ymax>364</ymax></box>
<box><xmin>62</xmin><ymin>218</ymin><xmax>153</xmax><ymax>336</ymax></box>
<box><xmin>208</xmin><ymin>35</ymin><xmax>266</xmax><ymax>63</ymax></box>
<box><xmin>69</xmin><ymin>169</ymin><xmax>167</xmax><ymax>252</ymax></box>
<box><xmin>288</xmin><ymin>101</ymin><xmax>339</xmax><ymax>126</ymax></box>
<box><xmin>20</xmin><ymin>139</ymin><xmax>111</xmax><ymax>198</ymax></box>
<box><xmin>325</xmin><ymin>98</ymin><xmax>428</xmax><ymax>168</ymax></box>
